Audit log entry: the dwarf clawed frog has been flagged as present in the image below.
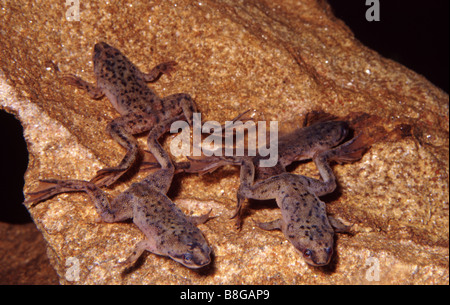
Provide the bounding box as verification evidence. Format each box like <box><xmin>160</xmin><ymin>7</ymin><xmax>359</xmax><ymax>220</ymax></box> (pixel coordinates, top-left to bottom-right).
<box><xmin>65</xmin><ymin>42</ymin><xmax>197</xmax><ymax>187</ymax></box>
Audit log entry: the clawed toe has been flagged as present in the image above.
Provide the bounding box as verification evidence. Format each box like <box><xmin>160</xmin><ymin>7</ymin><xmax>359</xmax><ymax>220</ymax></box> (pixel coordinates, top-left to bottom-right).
<box><xmin>90</xmin><ymin>168</ymin><xmax>127</xmax><ymax>187</ymax></box>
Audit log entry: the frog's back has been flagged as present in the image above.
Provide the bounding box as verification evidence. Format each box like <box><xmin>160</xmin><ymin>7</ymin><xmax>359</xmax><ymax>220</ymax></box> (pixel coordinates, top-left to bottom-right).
<box><xmin>278</xmin><ymin>121</ymin><xmax>349</xmax><ymax>167</ymax></box>
<box><xmin>127</xmin><ymin>182</ymin><xmax>185</xmax><ymax>234</ymax></box>
<box><xmin>130</xmin><ymin>182</ymin><xmax>206</xmax><ymax>245</ymax></box>
<box><xmin>93</xmin><ymin>42</ymin><xmax>157</xmax><ymax>115</ymax></box>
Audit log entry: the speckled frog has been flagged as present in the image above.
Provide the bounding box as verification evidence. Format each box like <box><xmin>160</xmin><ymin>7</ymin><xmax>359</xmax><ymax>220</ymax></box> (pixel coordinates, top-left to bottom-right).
<box><xmin>235</xmin><ymin>136</ymin><xmax>360</xmax><ymax>266</ymax></box>
<box><xmin>26</xmin><ymin>116</ymin><xmax>212</xmax><ymax>269</ymax></box>
<box><xmin>179</xmin><ymin>119</ymin><xmax>369</xmax><ymax>266</ymax></box>
<box><xmin>65</xmin><ymin>42</ymin><xmax>197</xmax><ymax>187</ymax></box>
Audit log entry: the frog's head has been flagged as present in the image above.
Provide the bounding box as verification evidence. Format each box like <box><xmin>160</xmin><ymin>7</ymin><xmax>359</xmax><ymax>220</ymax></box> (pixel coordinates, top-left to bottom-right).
<box><xmin>94</xmin><ymin>41</ymin><xmax>110</xmax><ymax>53</ymax></box>
<box><xmin>294</xmin><ymin>237</ymin><xmax>334</xmax><ymax>267</ymax></box>
<box><xmin>93</xmin><ymin>42</ymin><xmax>114</xmax><ymax>60</ymax></box>
<box><xmin>166</xmin><ymin>234</ymin><xmax>212</xmax><ymax>269</ymax></box>
<box><xmin>92</xmin><ymin>42</ymin><xmax>121</xmax><ymax>72</ymax></box>
<box><xmin>286</xmin><ymin>219</ymin><xmax>335</xmax><ymax>266</ymax></box>
<box><xmin>316</xmin><ymin>121</ymin><xmax>350</xmax><ymax>148</ymax></box>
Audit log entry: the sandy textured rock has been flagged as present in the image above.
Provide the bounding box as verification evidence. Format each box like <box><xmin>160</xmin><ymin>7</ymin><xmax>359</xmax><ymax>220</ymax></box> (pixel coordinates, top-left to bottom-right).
<box><xmin>1</xmin><ymin>0</ymin><xmax>448</xmax><ymax>284</ymax></box>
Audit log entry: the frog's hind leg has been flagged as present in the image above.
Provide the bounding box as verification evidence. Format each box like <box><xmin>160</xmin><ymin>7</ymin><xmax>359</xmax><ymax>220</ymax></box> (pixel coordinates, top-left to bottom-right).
<box><xmin>140</xmin><ymin>115</ymin><xmax>185</xmax><ymax>194</ymax></box>
<box><xmin>25</xmin><ymin>179</ymin><xmax>89</xmax><ymax>206</ymax></box>
<box><xmin>91</xmin><ymin>114</ymin><xmax>145</xmax><ymax>187</ymax></box>
<box><xmin>25</xmin><ymin>179</ymin><xmax>131</xmax><ymax>223</ymax></box>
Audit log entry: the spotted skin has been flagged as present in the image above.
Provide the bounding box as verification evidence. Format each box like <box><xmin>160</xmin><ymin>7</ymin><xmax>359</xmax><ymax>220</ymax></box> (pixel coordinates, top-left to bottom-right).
<box><xmin>237</xmin><ymin>150</ymin><xmax>342</xmax><ymax>266</ymax></box>
<box><xmin>25</xmin><ymin>117</ymin><xmax>212</xmax><ymax>269</ymax></box>
<box><xmin>179</xmin><ymin>120</ymin><xmax>367</xmax><ymax>266</ymax></box>
<box><xmin>64</xmin><ymin>42</ymin><xmax>197</xmax><ymax>187</ymax></box>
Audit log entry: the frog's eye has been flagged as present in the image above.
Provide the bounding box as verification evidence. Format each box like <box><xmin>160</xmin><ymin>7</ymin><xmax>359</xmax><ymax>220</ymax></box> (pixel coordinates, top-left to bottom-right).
<box><xmin>183</xmin><ymin>253</ymin><xmax>193</xmax><ymax>263</ymax></box>
<box><xmin>303</xmin><ymin>249</ymin><xmax>313</xmax><ymax>258</ymax></box>
<box><xmin>325</xmin><ymin>247</ymin><xmax>333</xmax><ymax>255</ymax></box>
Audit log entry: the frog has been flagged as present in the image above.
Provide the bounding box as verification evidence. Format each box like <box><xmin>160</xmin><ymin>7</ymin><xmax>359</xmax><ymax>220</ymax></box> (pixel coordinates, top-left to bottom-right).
<box><xmin>174</xmin><ymin>119</ymin><xmax>368</xmax><ymax>224</ymax></box>
<box><xmin>162</xmin><ymin>118</ymin><xmax>370</xmax><ymax>266</ymax></box>
<box><xmin>25</xmin><ymin>115</ymin><xmax>212</xmax><ymax>269</ymax></box>
<box><xmin>234</xmin><ymin>137</ymin><xmax>362</xmax><ymax>266</ymax></box>
<box><xmin>232</xmin><ymin>120</ymin><xmax>368</xmax><ymax>224</ymax></box>
<box><xmin>64</xmin><ymin>41</ymin><xmax>197</xmax><ymax>187</ymax></box>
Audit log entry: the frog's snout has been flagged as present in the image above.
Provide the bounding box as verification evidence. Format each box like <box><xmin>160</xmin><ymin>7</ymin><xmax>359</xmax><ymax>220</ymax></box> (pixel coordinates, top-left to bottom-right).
<box><xmin>300</xmin><ymin>247</ymin><xmax>333</xmax><ymax>266</ymax></box>
<box><xmin>94</xmin><ymin>42</ymin><xmax>109</xmax><ymax>53</ymax></box>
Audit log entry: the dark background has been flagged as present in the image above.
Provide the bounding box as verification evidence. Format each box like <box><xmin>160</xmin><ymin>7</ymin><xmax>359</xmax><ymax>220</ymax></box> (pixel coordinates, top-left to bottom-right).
<box><xmin>0</xmin><ymin>0</ymin><xmax>448</xmax><ymax>283</ymax></box>
<box><xmin>328</xmin><ymin>0</ymin><xmax>448</xmax><ymax>93</ymax></box>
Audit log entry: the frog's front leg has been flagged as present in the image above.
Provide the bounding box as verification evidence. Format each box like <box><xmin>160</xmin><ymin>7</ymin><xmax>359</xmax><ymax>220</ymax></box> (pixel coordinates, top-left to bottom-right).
<box><xmin>186</xmin><ymin>209</ymin><xmax>213</xmax><ymax>225</ymax></box>
<box><xmin>297</xmin><ymin>152</ymin><xmax>337</xmax><ymax>197</ymax></box>
<box><xmin>138</xmin><ymin>61</ymin><xmax>178</xmax><ymax>82</ymax></box>
<box><xmin>119</xmin><ymin>239</ymin><xmax>161</xmax><ymax>266</ymax></box>
<box><xmin>232</xmin><ymin>158</ymin><xmax>300</xmax><ymax>229</ymax></box>
<box><xmin>231</xmin><ymin>157</ymin><xmax>259</xmax><ymax>228</ymax></box>
<box><xmin>63</xmin><ymin>74</ymin><xmax>105</xmax><ymax>99</ymax></box>
<box><xmin>301</xmin><ymin>134</ymin><xmax>368</xmax><ymax>197</ymax></box>
<box><xmin>25</xmin><ymin>179</ymin><xmax>132</xmax><ymax>222</ymax></box>
<box><xmin>162</xmin><ymin>93</ymin><xmax>197</xmax><ymax>126</ymax></box>
<box><xmin>328</xmin><ymin>216</ymin><xmax>352</xmax><ymax>232</ymax></box>
<box><xmin>234</xmin><ymin>170</ymin><xmax>290</xmax><ymax>229</ymax></box>
<box><xmin>120</xmin><ymin>208</ymin><xmax>213</xmax><ymax>267</ymax></box>
<box><xmin>254</xmin><ymin>219</ymin><xmax>282</xmax><ymax>231</ymax></box>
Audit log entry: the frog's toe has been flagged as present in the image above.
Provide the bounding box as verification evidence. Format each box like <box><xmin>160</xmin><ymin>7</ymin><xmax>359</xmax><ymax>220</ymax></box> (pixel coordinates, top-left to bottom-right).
<box><xmin>328</xmin><ymin>216</ymin><xmax>353</xmax><ymax>233</ymax></box>
<box><xmin>90</xmin><ymin>168</ymin><xmax>127</xmax><ymax>187</ymax></box>
<box><xmin>24</xmin><ymin>180</ymin><xmax>63</xmax><ymax>206</ymax></box>
<box><xmin>157</xmin><ymin>61</ymin><xmax>178</xmax><ymax>77</ymax></box>
<box><xmin>254</xmin><ymin>219</ymin><xmax>282</xmax><ymax>231</ymax></box>
<box><xmin>187</xmin><ymin>209</ymin><xmax>215</xmax><ymax>225</ymax></box>
<box><xmin>62</xmin><ymin>74</ymin><xmax>82</xmax><ymax>86</ymax></box>
<box><xmin>163</xmin><ymin>60</ymin><xmax>178</xmax><ymax>72</ymax></box>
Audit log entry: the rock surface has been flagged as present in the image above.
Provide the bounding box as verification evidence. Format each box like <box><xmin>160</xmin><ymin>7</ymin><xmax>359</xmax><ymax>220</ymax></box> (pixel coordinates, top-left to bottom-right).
<box><xmin>1</xmin><ymin>0</ymin><xmax>448</xmax><ymax>284</ymax></box>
